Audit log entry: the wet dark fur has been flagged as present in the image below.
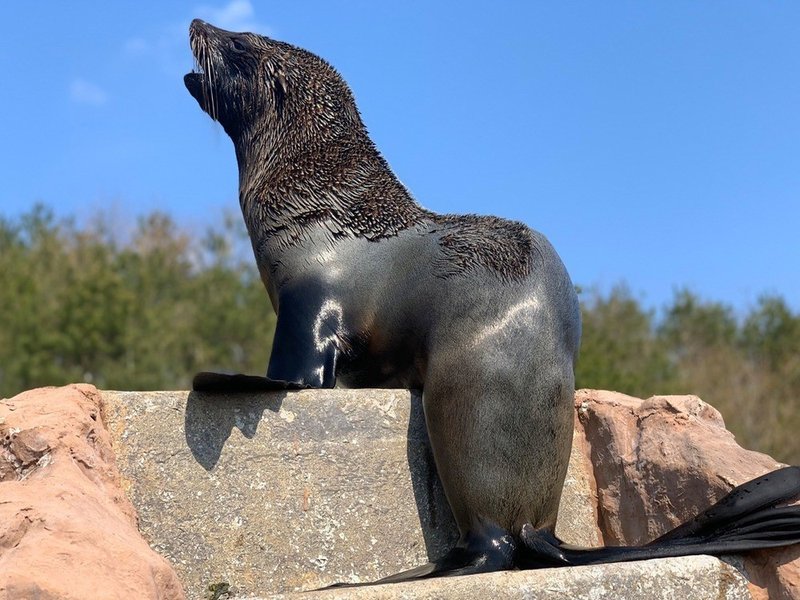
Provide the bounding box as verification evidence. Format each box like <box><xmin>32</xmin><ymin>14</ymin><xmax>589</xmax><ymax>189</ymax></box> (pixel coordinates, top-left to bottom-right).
<box><xmin>434</xmin><ymin>215</ymin><xmax>535</xmax><ymax>282</ymax></box>
<box><xmin>185</xmin><ymin>21</ymin><xmax>532</xmax><ymax>282</ymax></box>
<box><xmin>185</xmin><ymin>20</ymin><xmax>800</xmax><ymax>585</ymax></box>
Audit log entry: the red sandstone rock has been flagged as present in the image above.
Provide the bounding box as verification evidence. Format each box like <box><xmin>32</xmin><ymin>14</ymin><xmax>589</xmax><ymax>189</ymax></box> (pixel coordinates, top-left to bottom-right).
<box><xmin>0</xmin><ymin>384</ymin><xmax>185</xmax><ymax>600</ymax></box>
<box><xmin>574</xmin><ymin>389</ymin><xmax>799</xmax><ymax>600</ymax></box>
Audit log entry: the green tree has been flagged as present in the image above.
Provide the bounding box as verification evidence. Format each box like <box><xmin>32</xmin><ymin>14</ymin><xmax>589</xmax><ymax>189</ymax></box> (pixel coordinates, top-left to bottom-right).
<box><xmin>742</xmin><ymin>295</ymin><xmax>800</xmax><ymax>373</ymax></box>
<box><xmin>657</xmin><ymin>290</ymin><xmax>762</xmax><ymax>456</ymax></box>
<box><xmin>576</xmin><ymin>285</ymin><xmax>675</xmax><ymax>396</ymax></box>
<box><xmin>0</xmin><ymin>205</ymin><xmax>276</xmax><ymax>397</ymax></box>
<box><xmin>738</xmin><ymin>296</ymin><xmax>800</xmax><ymax>462</ymax></box>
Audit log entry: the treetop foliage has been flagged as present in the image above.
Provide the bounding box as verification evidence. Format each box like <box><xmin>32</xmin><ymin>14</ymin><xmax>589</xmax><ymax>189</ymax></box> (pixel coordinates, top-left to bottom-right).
<box><xmin>0</xmin><ymin>204</ymin><xmax>275</xmax><ymax>394</ymax></box>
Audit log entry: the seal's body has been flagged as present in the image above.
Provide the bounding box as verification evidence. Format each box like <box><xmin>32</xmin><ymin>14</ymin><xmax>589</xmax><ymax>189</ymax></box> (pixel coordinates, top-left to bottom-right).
<box><xmin>185</xmin><ymin>20</ymin><xmax>800</xmax><ymax>581</ymax></box>
<box><xmin>270</xmin><ymin>225</ymin><xmax>577</xmax><ymax>535</ymax></box>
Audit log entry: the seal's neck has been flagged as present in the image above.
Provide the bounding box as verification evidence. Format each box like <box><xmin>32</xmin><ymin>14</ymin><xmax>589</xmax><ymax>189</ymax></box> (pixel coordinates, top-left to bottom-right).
<box><xmin>233</xmin><ymin>127</ymin><xmax>429</xmax><ymax>243</ymax></box>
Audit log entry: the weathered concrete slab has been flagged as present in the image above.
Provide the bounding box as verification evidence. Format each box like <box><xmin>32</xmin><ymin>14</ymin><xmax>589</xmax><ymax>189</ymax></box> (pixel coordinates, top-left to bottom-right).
<box><xmin>269</xmin><ymin>555</ymin><xmax>750</xmax><ymax>600</ymax></box>
<box><xmin>104</xmin><ymin>389</ymin><xmax>459</xmax><ymax>598</ymax></box>
<box><xmin>102</xmin><ymin>390</ymin><xmax>749</xmax><ymax>599</ymax></box>
<box><xmin>270</xmin><ymin>556</ymin><xmax>751</xmax><ymax>600</ymax></box>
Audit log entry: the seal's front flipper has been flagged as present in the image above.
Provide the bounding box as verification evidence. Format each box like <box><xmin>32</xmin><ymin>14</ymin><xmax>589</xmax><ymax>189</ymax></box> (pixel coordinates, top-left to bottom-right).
<box><xmin>192</xmin><ymin>371</ymin><xmax>300</xmax><ymax>392</ymax></box>
<box><xmin>265</xmin><ymin>283</ymin><xmax>341</xmax><ymax>389</ymax></box>
<box><xmin>520</xmin><ymin>466</ymin><xmax>800</xmax><ymax>568</ymax></box>
<box><xmin>193</xmin><ymin>283</ymin><xmax>342</xmax><ymax>392</ymax></box>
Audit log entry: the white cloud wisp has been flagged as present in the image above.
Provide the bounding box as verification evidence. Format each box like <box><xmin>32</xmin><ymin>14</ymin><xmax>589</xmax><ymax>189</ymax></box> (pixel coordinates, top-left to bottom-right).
<box><xmin>69</xmin><ymin>79</ymin><xmax>109</xmax><ymax>106</ymax></box>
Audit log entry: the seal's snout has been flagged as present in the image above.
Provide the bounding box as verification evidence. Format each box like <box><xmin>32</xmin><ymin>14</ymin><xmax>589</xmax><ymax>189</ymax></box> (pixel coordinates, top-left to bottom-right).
<box><xmin>189</xmin><ymin>18</ymin><xmax>210</xmax><ymax>33</ymax></box>
<box><xmin>189</xmin><ymin>19</ymin><xmax>211</xmax><ymax>49</ymax></box>
<box><xmin>190</xmin><ymin>18</ymin><xmax>230</xmax><ymax>38</ymax></box>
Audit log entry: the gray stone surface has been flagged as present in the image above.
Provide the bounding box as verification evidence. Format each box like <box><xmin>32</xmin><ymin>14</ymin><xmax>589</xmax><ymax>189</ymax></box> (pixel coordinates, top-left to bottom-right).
<box><xmin>267</xmin><ymin>556</ymin><xmax>751</xmax><ymax>599</ymax></box>
<box><xmin>556</xmin><ymin>417</ymin><xmax>601</xmax><ymax>548</ymax></box>
<box><xmin>105</xmin><ymin>389</ymin><xmax>461</xmax><ymax>598</ymax></box>
<box><xmin>102</xmin><ymin>390</ymin><xmax>750</xmax><ymax>599</ymax></box>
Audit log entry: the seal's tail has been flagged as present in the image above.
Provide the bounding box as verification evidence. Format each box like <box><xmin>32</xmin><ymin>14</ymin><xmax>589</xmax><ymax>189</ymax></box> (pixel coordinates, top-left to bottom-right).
<box><xmin>520</xmin><ymin>466</ymin><xmax>800</xmax><ymax>568</ymax></box>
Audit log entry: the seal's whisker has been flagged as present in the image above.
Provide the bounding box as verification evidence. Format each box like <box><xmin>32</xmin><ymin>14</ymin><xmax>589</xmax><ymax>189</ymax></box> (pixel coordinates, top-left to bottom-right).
<box><xmin>201</xmin><ymin>47</ymin><xmax>210</xmax><ymax>118</ymax></box>
<box><xmin>207</xmin><ymin>51</ymin><xmax>217</xmax><ymax>122</ymax></box>
<box><xmin>202</xmin><ymin>43</ymin><xmax>212</xmax><ymax>121</ymax></box>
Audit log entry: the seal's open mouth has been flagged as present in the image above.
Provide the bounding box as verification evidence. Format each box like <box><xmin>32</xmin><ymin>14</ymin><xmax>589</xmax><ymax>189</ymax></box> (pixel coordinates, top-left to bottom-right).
<box><xmin>183</xmin><ymin>70</ymin><xmax>205</xmax><ymax>95</ymax></box>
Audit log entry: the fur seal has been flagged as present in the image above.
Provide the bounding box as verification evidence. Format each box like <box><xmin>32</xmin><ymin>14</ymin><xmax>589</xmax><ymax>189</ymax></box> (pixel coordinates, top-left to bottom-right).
<box><xmin>184</xmin><ymin>20</ymin><xmax>800</xmax><ymax>581</ymax></box>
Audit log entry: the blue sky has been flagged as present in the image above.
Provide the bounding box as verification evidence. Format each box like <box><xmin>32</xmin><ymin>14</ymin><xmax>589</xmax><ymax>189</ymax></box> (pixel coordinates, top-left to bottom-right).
<box><xmin>2</xmin><ymin>2</ymin><xmax>798</xmax><ymax>311</ymax></box>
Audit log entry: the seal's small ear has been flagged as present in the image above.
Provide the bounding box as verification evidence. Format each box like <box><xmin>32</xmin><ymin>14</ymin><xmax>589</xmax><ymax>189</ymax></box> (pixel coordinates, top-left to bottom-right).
<box><xmin>276</xmin><ymin>69</ymin><xmax>288</xmax><ymax>96</ymax></box>
<box><xmin>266</xmin><ymin>62</ymin><xmax>287</xmax><ymax>115</ymax></box>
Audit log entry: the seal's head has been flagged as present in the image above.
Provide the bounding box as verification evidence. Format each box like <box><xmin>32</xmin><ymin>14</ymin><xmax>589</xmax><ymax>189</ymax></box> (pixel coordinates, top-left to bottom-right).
<box><xmin>184</xmin><ymin>19</ymin><xmax>362</xmax><ymax>149</ymax></box>
<box><xmin>184</xmin><ymin>19</ymin><xmax>424</xmax><ymax>240</ymax></box>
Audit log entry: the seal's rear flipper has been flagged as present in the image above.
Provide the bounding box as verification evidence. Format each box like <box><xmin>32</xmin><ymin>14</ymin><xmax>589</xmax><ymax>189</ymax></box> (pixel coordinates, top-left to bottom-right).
<box><xmin>520</xmin><ymin>466</ymin><xmax>800</xmax><ymax>567</ymax></box>
<box><xmin>375</xmin><ymin>539</ymin><xmax>516</xmax><ymax>583</ymax></box>
<box><xmin>649</xmin><ymin>466</ymin><xmax>800</xmax><ymax>546</ymax></box>
<box><xmin>327</xmin><ymin>525</ymin><xmax>517</xmax><ymax>588</ymax></box>
<box><xmin>192</xmin><ymin>371</ymin><xmax>299</xmax><ymax>392</ymax></box>
<box><xmin>325</xmin><ymin>552</ymin><xmax>496</xmax><ymax>589</ymax></box>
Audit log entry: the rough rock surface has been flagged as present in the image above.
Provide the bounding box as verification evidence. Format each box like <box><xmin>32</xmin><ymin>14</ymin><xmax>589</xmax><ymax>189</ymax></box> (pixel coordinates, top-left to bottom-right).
<box><xmin>268</xmin><ymin>555</ymin><xmax>750</xmax><ymax>600</ymax></box>
<box><xmin>0</xmin><ymin>384</ymin><xmax>185</xmax><ymax>600</ymax></box>
<box><xmin>4</xmin><ymin>385</ymin><xmax>798</xmax><ymax>599</ymax></box>
<box><xmin>102</xmin><ymin>389</ymin><xmax>600</xmax><ymax>598</ymax></box>
<box><xmin>574</xmin><ymin>389</ymin><xmax>799</xmax><ymax>600</ymax></box>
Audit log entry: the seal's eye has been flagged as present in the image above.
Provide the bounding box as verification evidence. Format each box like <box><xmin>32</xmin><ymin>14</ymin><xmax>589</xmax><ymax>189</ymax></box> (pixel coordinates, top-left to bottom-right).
<box><xmin>230</xmin><ymin>38</ymin><xmax>248</xmax><ymax>53</ymax></box>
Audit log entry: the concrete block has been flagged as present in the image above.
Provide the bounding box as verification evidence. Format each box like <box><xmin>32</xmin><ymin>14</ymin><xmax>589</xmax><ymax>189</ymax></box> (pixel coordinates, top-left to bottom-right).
<box><xmin>104</xmin><ymin>389</ymin><xmax>456</xmax><ymax>596</ymax></box>
<box><xmin>269</xmin><ymin>555</ymin><xmax>750</xmax><ymax>600</ymax></box>
<box><xmin>102</xmin><ymin>389</ymin><xmax>750</xmax><ymax>599</ymax></box>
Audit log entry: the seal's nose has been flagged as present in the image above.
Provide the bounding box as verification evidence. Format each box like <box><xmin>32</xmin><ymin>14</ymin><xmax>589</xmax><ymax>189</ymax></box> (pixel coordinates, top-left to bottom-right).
<box><xmin>189</xmin><ymin>19</ymin><xmax>213</xmax><ymax>36</ymax></box>
<box><xmin>190</xmin><ymin>19</ymin><xmax>227</xmax><ymax>36</ymax></box>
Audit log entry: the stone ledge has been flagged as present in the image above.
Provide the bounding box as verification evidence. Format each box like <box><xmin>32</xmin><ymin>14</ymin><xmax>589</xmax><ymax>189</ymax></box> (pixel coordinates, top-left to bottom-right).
<box><xmin>267</xmin><ymin>555</ymin><xmax>749</xmax><ymax>599</ymax></box>
<box><xmin>101</xmin><ymin>389</ymin><xmax>751</xmax><ymax>599</ymax></box>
